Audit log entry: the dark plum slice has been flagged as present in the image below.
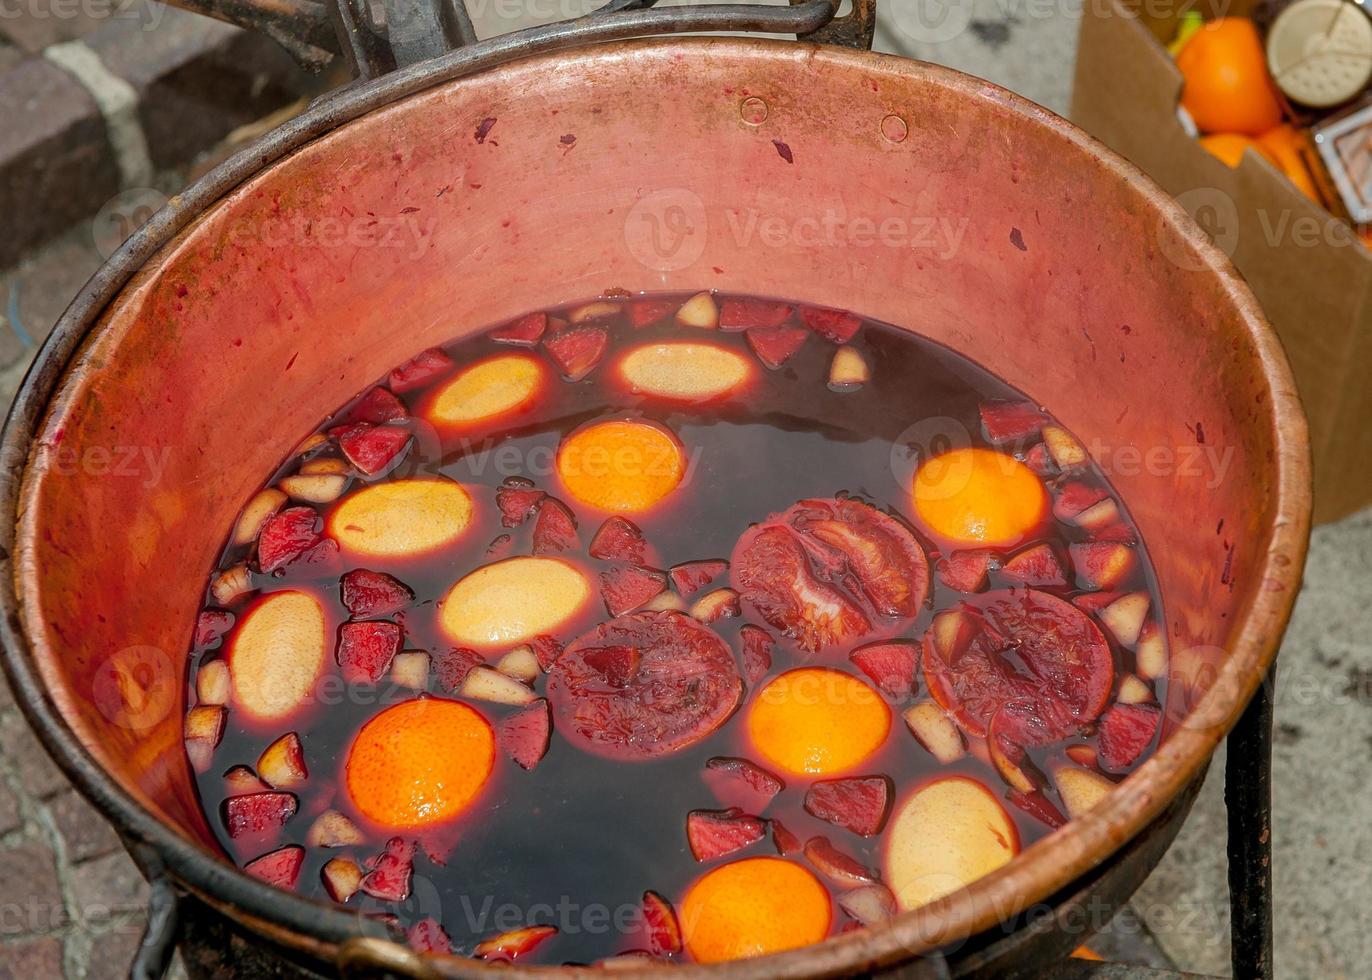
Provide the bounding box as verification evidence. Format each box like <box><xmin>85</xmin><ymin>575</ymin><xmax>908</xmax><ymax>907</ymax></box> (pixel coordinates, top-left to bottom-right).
<box><xmin>770</xmin><ymin>819</ymin><xmax>803</xmax><ymax>855</ymax></box>
<box><xmin>194</xmin><ymin>609</ymin><xmax>234</xmax><ymax>648</ymax></box>
<box><xmin>922</xmin><ymin>589</ymin><xmax>1114</xmax><ymax>739</ymax></box>
<box><xmin>1097</xmin><ymin>702</ymin><xmax>1161</xmax><ymax>770</ymax></box>
<box><xmin>361</xmin><ymin>836</ymin><xmax>415</xmax><ymax>901</ymax></box>
<box><xmin>803</xmin><ymin>835</ymin><xmax>878</xmax><ymax>887</ymax></box>
<box><xmin>803</xmin><ymin>776</ymin><xmax>892</xmax><ymax>836</ymax></box>
<box><xmin>703</xmin><ymin>757</ymin><xmax>784</xmax><ymax>812</ymax></box>
<box><xmin>738</xmin><ymin>624</ymin><xmax>774</xmax><ymax>684</ymax></box>
<box><xmin>341</xmin><ymin>386</ymin><xmax>407</xmax><ymax>426</ymax></box>
<box><xmin>495</xmin><ymin>476</ymin><xmax>546</xmax><ymax>528</ymax></box>
<box><xmin>336</xmin><ymin>621</ymin><xmax>402</xmax><ymax>684</ymax></box>
<box><xmin>498</xmin><ymin>699</ymin><xmax>551</xmax><ymax>771</ymax></box>
<box><xmin>600</xmin><ymin>564</ymin><xmax>667</xmax><ymax>616</ymax></box>
<box><xmin>256</xmin><ymin>506</ymin><xmax>322</xmax><ymax>573</ymax></box>
<box><xmin>223</xmin><ymin>791</ymin><xmax>298</xmax><ymax>838</ymax></box>
<box><xmin>337</xmin><ymin>423</ymin><xmax>411</xmax><ymax>476</ymax></box>
<box><xmin>719</xmin><ymin>298</ymin><xmax>792</xmax><ymax>331</ymax></box>
<box><xmin>669</xmin><ymin>559</ymin><xmax>728</xmax><ymax>596</ymax></box>
<box><xmin>745</xmin><ymin>325</ymin><xmax>810</xmax><ymax>368</ymax></box>
<box><xmin>1000</xmin><ymin>543</ymin><xmax>1067</xmax><ymax>587</ymax></box>
<box><xmin>731</xmin><ymin>498</ymin><xmax>929</xmax><ymax>653</ymax></box>
<box><xmin>546</xmin><ymin>610</ymin><xmax>742</xmax><ymax>760</ymax></box>
<box><xmin>588</xmin><ymin>516</ymin><xmax>649</xmax><ymax>563</ymax></box>
<box><xmin>642</xmin><ymin>890</ymin><xmax>683</xmax><ymax>955</ymax></box>
<box><xmin>628</xmin><ymin>299</ymin><xmax>677</xmax><ymax>328</ymax></box>
<box><xmin>490</xmin><ymin>312</ymin><xmax>547</xmax><ymax>347</ymax></box>
<box><xmin>531</xmin><ymin>498</ymin><xmax>579</xmax><ymax>555</ymax></box>
<box><xmin>798</xmin><ymin>306</ymin><xmax>862</xmax><ymax>343</ymax></box>
<box><xmin>979</xmin><ymin>400</ymin><xmax>1045</xmax><ymax>444</ymax></box>
<box><xmin>544</xmin><ymin>325</ymin><xmax>609</xmax><ymax>381</ymax></box>
<box><xmin>340</xmin><ymin>568</ymin><xmax>414</xmax><ymax>619</ymax></box>
<box><xmin>849</xmin><ymin>641</ymin><xmax>919</xmax><ymax>700</ymax></box>
<box><xmin>1008</xmin><ymin>788</ymin><xmax>1067</xmax><ymax>829</ymax></box>
<box><xmin>686</xmin><ymin>808</ymin><xmax>766</xmax><ymax>861</ymax></box>
<box><xmin>936</xmin><ymin>549</ymin><xmax>993</xmax><ymax>593</ymax></box>
<box><xmin>433</xmin><ymin>647</ymin><xmax>483</xmax><ymax>690</ymax></box>
<box><xmin>245</xmin><ymin>845</ymin><xmax>304</xmax><ymax>889</ymax></box>
<box><xmin>407</xmin><ymin>918</ymin><xmax>453</xmax><ymax>953</ymax></box>
<box><xmin>389</xmin><ymin>347</ymin><xmax>453</xmax><ymax>393</ymax></box>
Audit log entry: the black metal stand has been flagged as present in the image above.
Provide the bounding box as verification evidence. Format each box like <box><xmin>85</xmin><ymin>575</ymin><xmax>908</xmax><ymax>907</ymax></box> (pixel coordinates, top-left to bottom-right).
<box><xmin>1225</xmin><ymin>665</ymin><xmax>1276</xmax><ymax>980</ymax></box>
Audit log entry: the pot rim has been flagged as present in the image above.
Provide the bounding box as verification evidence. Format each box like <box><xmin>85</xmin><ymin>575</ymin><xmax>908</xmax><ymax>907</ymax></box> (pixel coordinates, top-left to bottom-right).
<box><xmin>0</xmin><ymin>37</ymin><xmax>1312</xmax><ymax>978</ymax></box>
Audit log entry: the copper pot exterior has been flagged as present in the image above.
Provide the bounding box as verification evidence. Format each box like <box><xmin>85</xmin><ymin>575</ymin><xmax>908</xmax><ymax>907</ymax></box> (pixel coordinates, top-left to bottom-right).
<box><xmin>1</xmin><ymin>39</ymin><xmax>1310</xmax><ymax>977</ymax></box>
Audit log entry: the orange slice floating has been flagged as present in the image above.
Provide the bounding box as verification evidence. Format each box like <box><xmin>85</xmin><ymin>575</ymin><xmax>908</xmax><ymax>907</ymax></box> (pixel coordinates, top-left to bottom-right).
<box><xmin>680</xmin><ymin>857</ymin><xmax>831</xmax><ymax>964</ymax></box>
<box><xmin>746</xmin><ymin>668</ymin><xmax>890</xmax><ymax>776</ymax></box>
<box><xmin>329</xmin><ymin>478</ymin><xmax>474</xmax><ymax>559</ymax></box>
<box><xmin>228</xmin><ymin>591</ymin><xmax>326</xmax><ymax>723</ymax></box>
<box><xmin>345</xmin><ymin>697</ymin><xmax>495</xmax><ymax>829</ymax></box>
<box><xmin>555</xmin><ymin>419</ymin><xmax>686</xmax><ymax>513</ymax></box>
<box><xmin>883</xmin><ymin>775</ymin><xmax>1019</xmax><ymax>911</ymax></box>
<box><xmin>424</xmin><ymin>353</ymin><xmax>546</xmax><ymax>429</ymax></box>
<box><xmin>439</xmin><ymin>556</ymin><xmax>592</xmax><ymax>649</ymax></box>
<box><xmin>617</xmin><ymin>342</ymin><xmax>753</xmax><ymax>403</ymax></box>
<box><xmin>911</xmin><ymin>447</ymin><xmax>1047</xmax><ymax>548</ymax></box>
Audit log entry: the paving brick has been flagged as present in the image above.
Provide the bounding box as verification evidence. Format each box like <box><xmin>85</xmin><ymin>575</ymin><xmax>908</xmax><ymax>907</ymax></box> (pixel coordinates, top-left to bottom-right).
<box><xmin>0</xmin><ymin>935</ymin><xmax>63</xmax><ymax>978</ymax></box>
<box><xmin>0</xmin><ymin>43</ymin><xmax>25</xmax><ymax>74</ymax></box>
<box><xmin>83</xmin><ymin>916</ymin><xmax>147</xmax><ymax>980</ymax></box>
<box><xmin>0</xmin><ymin>58</ymin><xmax>118</xmax><ymax>269</ymax></box>
<box><xmin>0</xmin><ymin>782</ymin><xmax>21</xmax><ymax>838</ymax></box>
<box><xmin>49</xmin><ymin>790</ymin><xmax>120</xmax><ymax>864</ymax></box>
<box><xmin>0</xmin><ymin>843</ymin><xmax>67</xmax><ymax>938</ymax></box>
<box><xmin>86</xmin><ymin>9</ymin><xmax>316</xmax><ymax>171</ymax></box>
<box><xmin>69</xmin><ymin>851</ymin><xmax>146</xmax><ymax>925</ymax></box>
<box><xmin>0</xmin><ymin>225</ymin><xmax>105</xmax><ymax>369</ymax></box>
<box><xmin>0</xmin><ymin>0</ymin><xmax>160</xmax><ymax>53</ymax></box>
<box><xmin>0</xmin><ymin>711</ymin><xmax>70</xmax><ymax>799</ymax></box>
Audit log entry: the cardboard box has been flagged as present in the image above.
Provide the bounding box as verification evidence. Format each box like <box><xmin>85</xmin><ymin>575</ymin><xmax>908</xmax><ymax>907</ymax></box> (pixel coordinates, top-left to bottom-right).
<box><xmin>1072</xmin><ymin>0</ymin><xmax>1372</xmax><ymax>524</ymax></box>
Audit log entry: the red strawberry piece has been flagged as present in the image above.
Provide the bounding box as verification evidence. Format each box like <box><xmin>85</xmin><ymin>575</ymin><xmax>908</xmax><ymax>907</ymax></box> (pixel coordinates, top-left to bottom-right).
<box><xmin>433</xmin><ymin>647</ymin><xmax>483</xmax><ymax>690</ymax></box>
<box><xmin>739</xmin><ymin>624</ymin><xmax>774</xmax><ymax>684</ymax></box>
<box><xmin>803</xmin><ymin>776</ymin><xmax>892</xmax><ymax>837</ymax></box>
<box><xmin>745</xmin><ymin>325</ymin><xmax>810</xmax><ymax>369</ymax></box>
<box><xmin>362</xmin><ymin>836</ymin><xmax>415</xmax><ymax>901</ymax></box>
<box><xmin>389</xmin><ymin>347</ymin><xmax>453</xmax><ymax>393</ymax></box>
<box><xmin>979</xmin><ymin>400</ymin><xmax>1045</xmax><ymax>444</ymax></box>
<box><xmin>1071</xmin><ymin>590</ymin><xmax>1123</xmax><ymax>614</ymax></box>
<box><xmin>849</xmin><ymin>642</ymin><xmax>919</xmax><ymax>700</ymax></box>
<box><xmin>490</xmin><ymin>311</ymin><xmax>547</xmax><ymax>347</ymax></box>
<box><xmin>223</xmin><ymin>791</ymin><xmax>298</xmax><ymax>838</ymax></box>
<box><xmin>407</xmin><ymin>918</ymin><xmax>452</xmax><ymax>954</ymax></box>
<box><xmin>669</xmin><ymin>559</ymin><xmax>729</xmax><ymax>597</ymax></box>
<box><xmin>336</xmin><ymin>621</ymin><xmax>402</xmax><ymax>684</ymax></box>
<box><xmin>642</xmin><ymin>890</ymin><xmax>683</xmax><ymax>955</ymax></box>
<box><xmin>340</xmin><ymin>568</ymin><xmax>414</xmax><ymax>619</ymax></box>
<box><xmin>1052</xmin><ymin>481</ymin><xmax>1109</xmax><ymax>523</ymax></box>
<box><xmin>798</xmin><ymin>306</ymin><xmax>862</xmax><ymax>343</ymax></box>
<box><xmin>923</xmin><ymin>589</ymin><xmax>1114</xmax><ymax>738</ymax></box>
<box><xmin>1024</xmin><ymin>442</ymin><xmax>1055</xmax><ymax>477</ymax></box>
<box><xmin>532</xmin><ymin>498</ymin><xmax>579</xmax><ymax>554</ymax></box>
<box><xmin>1008</xmin><ymin>789</ymin><xmax>1067</xmax><ymax>829</ymax></box>
<box><xmin>341</xmin><ymin>386</ymin><xmax>408</xmax><ymax>426</ymax></box>
<box><xmin>485</xmin><ymin>533</ymin><xmax>515</xmax><ymax>559</ymax></box>
<box><xmin>803</xmin><ymin>835</ymin><xmax>878</xmax><ymax>887</ymax></box>
<box><xmin>1000</xmin><ymin>543</ymin><xmax>1067</xmax><ymax>587</ymax></box>
<box><xmin>195</xmin><ymin>609</ymin><xmax>234</xmax><ymax>647</ymax></box>
<box><xmin>628</xmin><ymin>300</ymin><xmax>678</xmax><ymax>328</ymax></box>
<box><xmin>588</xmin><ymin>516</ymin><xmax>648</xmax><ymax>563</ymax></box>
<box><xmin>257</xmin><ymin>506</ymin><xmax>322</xmax><ymax>573</ymax></box>
<box><xmin>937</xmin><ymin>549</ymin><xmax>993</xmax><ymax>593</ymax></box>
<box><xmin>600</xmin><ymin>565</ymin><xmax>667</xmax><ymax>616</ymax></box>
<box><xmin>244</xmin><ymin>845</ymin><xmax>304</xmax><ymax>889</ymax></box>
<box><xmin>770</xmin><ymin>819</ymin><xmax>803</xmax><ymax>856</ymax></box>
<box><xmin>496</xmin><ymin>477</ymin><xmax>545</xmax><ymax>528</ymax></box>
<box><xmin>719</xmin><ymin>298</ymin><xmax>793</xmax><ymax>331</ymax></box>
<box><xmin>531</xmin><ymin>635</ymin><xmax>563</xmax><ymax>671</ymax></box>
<box><xmin>686</xmin><ymin>808</ymin><xmax>766</xmax><ymax>861</ymax></box>
<box><xmin>703</xmin><ymin>757</ymin><xmax>784</xmax><ymax>812</ymax></box>
<box><xmin>337</xmin><ymin>423</ymin><xmax>411</xmax><ymax>476</ymax></box>
<box><xmin>1097</xmin><ymin>702</ymin><xmax>1161</xmax><ymax>770</ymax></box>
<box><xmin>549</xmin><ymin>612</ymin><xmax>742</xmax><ymax>759</ymax></box>
<box><xmin>498</xmin><ymin>699</ymin><xmax>551</xmax><ymax>771</ymax></box>
<box><xmin>544</xmin><ymin>325</ymin><xmax>609</xmax><ymax>381</ymax></box>
<box><xmin>1069</xmin><ymin>542</ymin><xmax>1137</xmax><ymax>591</ymax></box>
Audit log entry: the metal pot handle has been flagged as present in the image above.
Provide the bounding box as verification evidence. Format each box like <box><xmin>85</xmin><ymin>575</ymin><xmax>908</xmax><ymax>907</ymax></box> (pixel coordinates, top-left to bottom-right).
<box><xmin>157</xmin><ymin>0</ymin><xmax>875</xmax><ymax>74</ymax></box>
<box><xmin>127</xmin><ymin>844</ymin><xmax>182</xmax><ymax>980</ymax></box>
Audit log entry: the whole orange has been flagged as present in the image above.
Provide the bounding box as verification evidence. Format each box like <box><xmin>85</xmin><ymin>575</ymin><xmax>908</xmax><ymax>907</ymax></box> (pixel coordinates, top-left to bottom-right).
<box><xmin>1177</xmin><ymin>18</ymin><xmax>1284</xmax><ymax>136</ymax></box>
<box><xmin>1256</xmin><ymin>125</ymin><xmax>1321</xmax><ymax>203</ymax></box>
<box><xmin>1198</xmin><ymin>133</ymin><xmax>1279</xmax><ymax>168</ymax></box>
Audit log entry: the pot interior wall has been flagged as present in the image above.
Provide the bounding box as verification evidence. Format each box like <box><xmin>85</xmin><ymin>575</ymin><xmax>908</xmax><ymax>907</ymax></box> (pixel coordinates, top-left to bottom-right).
<box><xmin>17</xmin><ymin>42</ymin><xmax>1285</xmax><ymax>851</ymax></box>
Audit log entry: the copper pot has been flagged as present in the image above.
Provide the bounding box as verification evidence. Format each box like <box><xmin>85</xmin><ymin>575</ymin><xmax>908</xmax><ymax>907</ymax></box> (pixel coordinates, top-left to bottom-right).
<box><xmin>0</xmin><ymin>5</ymin><xmax>1311</xmax><ymax>976</ymax></box>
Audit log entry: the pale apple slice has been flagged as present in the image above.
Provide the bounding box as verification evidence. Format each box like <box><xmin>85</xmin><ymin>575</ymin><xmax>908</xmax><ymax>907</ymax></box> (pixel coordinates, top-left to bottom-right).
<box><xmin>232</xmin><ymin>489</ymin><xmax>287</xmax><ymax>547</ymax></box>
<box><xmin>496</xmin><ymin>646</ymin><xmax>540</xmax><ymax>685</ymax></box>
<box><xmin>690</xmin><ymin>588</ymin><xmax>740</xmax><ymax>624</ymax></box>
<box><xmin>321</xmin><ymin>857</ymin><xmax>363</xmax><ymax>902</ymax></box>
<box><xmin>295</xmin><ymin>433</ymin><xmax>328</xmax><ymax>457</ymax></box>
<box><xmin>675</xmin><ymin>291</ymin><xmax>719</xmax><ymax>329</ymax></box>
<box><xmin>196</xmin><ymin>660</ymin><xmax>231</xmax><ymax>706</ymax></box>
<box><xmin>1043</xmin><ymin>425</ymin><xmax>1088</xmax><ymax>469</ymax></box>
<box><xmin>228</xmin><ymin>591</ymin><xmax>326</xmax><ymax>723</ymax></box>
<box><xmin>1053</xmin><ymin>764</ymin><xmax>1116</xmax><ymax>818</ymax></box>
<box><xmin>329</xmin><ymin>478</ymin><xmax>474</xmax><ymax>559</ymax></box>
<box><xmin>1099</xmin><ymin>592</ymin><xmax>1150</xmax><ymax>648</ymax></box>
<box><xmin>184</xmin><ymin>706</ymin><xmax>225</xmax><ymax>772</ymax></box>
<box><xmin>902</xmin><ymin>702</ymin><xmax>966</xmax><ymax>764</ymax></box>
<box><xmin>883</xmin><ymin>776</ymin><xmax>1019</xmax><ymax>911</ymax></box>
<box><xmin>1117</xmin><ymin>674</ymin><xmax>1154</xmax><ymax>705</ymax></box>
<box><xmin>258</xmin><ymin>732</ymin><xmax>308</xmax><ymax>789</ymax></box>
<box><xmin>828</xmin><ymin>347</ymin><xmax>871</xmax><ymax>391</ymax></box>
<box><xmin>569</xmin><ymin>300</ymin><xmax>620</xmax><ymax>323</ymax></box>
<box><xmin>299</xmin><ymin>457</ymin><xmax>351</xmax><ymax>477</ymax></box>
<box><xmin>424</xmin><ymin>353</ymin><xmax>547</xmax><ymax>429</ymax></box>
<box><xmin>988</xmin><ymin>734</ymin><xmax>1037</xmax><ymax>793</ymax></box>
<box><xmin>930</xmin><ymin>607</ymin><xmax>977</xmax><ymax>659</ymax></box>
<box><xmin>1064</xmin><ymin>744</ymin><xmax>1098</xmax><ymax>768</ymax></box>
<box><xmin>1135</xmin><ymin>620</ymin><xmax>1167</xmax><ymax>680</ymax></box>
<box><xmin>211</xmin><ymin>564</ymin><xmax>253</xmax><ymax>605</ymax></box>
<box><xmin>837</xmin><ymin>883</ymin><xmax>897</xmax><ymax>927</ymax></box>
<box><xmin>391</xmin><ymin>651</ymin><xmax>430</xmax><ymax>689</ymax></box>
<box><xmin>1075</xmin><ymin>498</ymin><xmax>1121</xmax><ymax>534</ymax></box>
<box><xmin>278</xmin><ymin>473</ymin><xmax>348</xmax><ymax>504</ymax></box>
<box><xmin>642</xmin><ymin>590</ymin><xmax>686</xmax><ymax>613</ymax></box>
<box><xmin>460</xmin><ymin>665</ymin><xmax>536</xmax><ymax>706</ymax></box>
<box><xmin>439</xmin><ymin>557</ymin><xmax>591</xmax><ymax>649</ymax></box>
<box><xmin>306</xmin><ymin>809</ymin><xmax>364</xmax><ymax>848</ymax></box>
<box><xmin>617</xmin><ymin>342</ymin><xmax>753</xmax><ymax>404</ymax></box>
<box><xmin>223</xmin><ymin>765</ymin><xmax>267</xmax><ymax>795</ymax></box>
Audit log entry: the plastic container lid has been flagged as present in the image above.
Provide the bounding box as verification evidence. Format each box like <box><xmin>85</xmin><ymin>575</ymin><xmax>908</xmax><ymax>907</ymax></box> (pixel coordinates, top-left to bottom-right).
<box><xmin>1267</xmin><ymin>0</ymin><xmax>1372</xmax><ymax>107</ymax></box>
